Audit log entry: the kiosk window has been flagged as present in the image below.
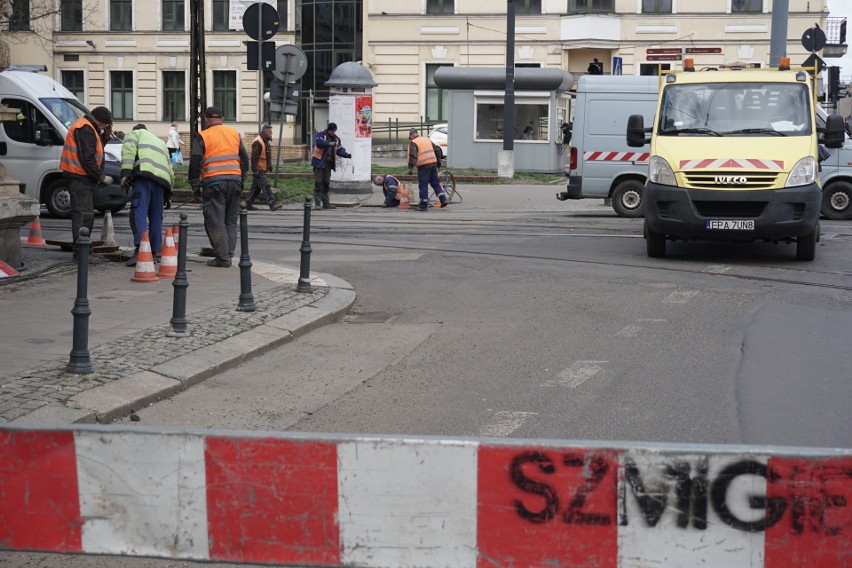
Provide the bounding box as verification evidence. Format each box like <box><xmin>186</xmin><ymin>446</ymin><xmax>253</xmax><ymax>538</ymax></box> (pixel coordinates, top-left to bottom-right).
<box><xmin>475</xmin><ymin>102</ymin><xmax>549</xmax><ymax>141</ymax></box>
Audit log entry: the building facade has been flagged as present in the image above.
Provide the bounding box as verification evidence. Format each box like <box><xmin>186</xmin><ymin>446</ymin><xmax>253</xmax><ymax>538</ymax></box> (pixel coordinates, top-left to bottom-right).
<box><xmin>2</xmin><ymin>0</ymin><xmax>847</xmax><ymax>141</ymax></box>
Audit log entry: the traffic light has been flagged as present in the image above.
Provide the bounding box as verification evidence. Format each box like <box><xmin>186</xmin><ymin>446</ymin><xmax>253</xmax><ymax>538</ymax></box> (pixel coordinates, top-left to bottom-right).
<box><xmin>828</xmin><ymin>66</ymin><xmax>840</xmax><ymax>102</ymax></box>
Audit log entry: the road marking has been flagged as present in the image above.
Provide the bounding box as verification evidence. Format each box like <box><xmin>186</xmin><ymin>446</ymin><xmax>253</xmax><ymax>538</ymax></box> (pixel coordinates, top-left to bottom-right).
<box><xmin>543</xmin><ymin>360</ymin><xmax>608</xmax><ymax>388</ymax></box>
<box><xmin>705</xmin><ymin>264</ymin><xmax>732</xmax><ymax>274</ymax></box>
<box><xmin>616</xmin><ymin>325</ymin><xmax>643</xmax><ymax>337</ymax></box>
<box><xmin>477</xmin><ymin>411</ymin><xmax>538</xmax><ymax>437</ymax></box>
<box><xmin>663</xmin><ymin>290</ymin><xmax>699</xmax><ymax>304</ymax></box>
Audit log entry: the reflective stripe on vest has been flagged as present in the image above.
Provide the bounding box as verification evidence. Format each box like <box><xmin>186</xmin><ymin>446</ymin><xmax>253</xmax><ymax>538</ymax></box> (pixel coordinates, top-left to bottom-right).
<box><xmin>199</xmin><ymin>125</ymin><xmax>242</xmax><ymax>178</ymax></box>
<box><xmin>413</xmin><ymin>137</ymin><xmax>437</xmax><ymax>167</ymax></box>
<box><xmin>122</xmin><ymin>130</ymin><xmax>174</xmax><ymax>187</ymax></box>
<box><xmin>60</xmin><ymin>117</ymin><xmax>103</xmax><ymax>176</ymax></box>
<box><xmin>254</xmin><ymin>135</ymin><xmax>268</xmax><ymax>172</ymax></box>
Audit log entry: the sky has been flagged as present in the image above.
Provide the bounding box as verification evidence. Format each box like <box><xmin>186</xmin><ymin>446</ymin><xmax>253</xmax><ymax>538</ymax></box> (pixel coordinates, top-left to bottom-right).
<box><xmin>827</xmin><ymin>0</ymin><xmax>852</xmax><ymax>81</ymax></box>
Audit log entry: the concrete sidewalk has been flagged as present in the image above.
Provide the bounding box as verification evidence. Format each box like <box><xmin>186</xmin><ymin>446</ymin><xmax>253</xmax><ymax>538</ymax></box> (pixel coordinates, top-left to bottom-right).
<box><xmin>0</xmin><ymin>246</ymin><xmax>355</xmax><ymax>424</ymax></box>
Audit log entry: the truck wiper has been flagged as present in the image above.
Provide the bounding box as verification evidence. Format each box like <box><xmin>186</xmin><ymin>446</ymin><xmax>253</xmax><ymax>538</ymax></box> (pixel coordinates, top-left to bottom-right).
<box><xmin>723</xmin><ymin>128</ymin><xmax>786</xmax><ymax>136</ymax></box>
<box><xmin>660</xmin><ymin>127</ymin><xmax>722</xmax><ymax>137</ymax></box>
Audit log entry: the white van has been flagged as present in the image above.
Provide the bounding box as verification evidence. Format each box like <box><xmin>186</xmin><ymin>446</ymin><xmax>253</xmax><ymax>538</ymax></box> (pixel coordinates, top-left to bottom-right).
<box><xmin>557</xmin><ymin>75</ymin><xmax>658</xmax><ymax>217</ymax></box>
<box><xmin>0</xmin><ymin>67</ymin><xmax>126</xmax><ymax>218</ymax></box>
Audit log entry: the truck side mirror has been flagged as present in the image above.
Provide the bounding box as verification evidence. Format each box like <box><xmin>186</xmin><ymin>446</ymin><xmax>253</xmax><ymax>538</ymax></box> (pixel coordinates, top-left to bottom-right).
<box><xmin>627</xmin><ymin>114</ymin><xmax>650</xmax><ymax>147</ymax></box>
<box><xmin>821</xmin><ymin>114</ymin><xmax>845</xmax><ymax>149</ymax></box>
<box><xmin>34</xmin><ymin>123</ymin><xmax>57</xmax><ymax>146</ymax></box>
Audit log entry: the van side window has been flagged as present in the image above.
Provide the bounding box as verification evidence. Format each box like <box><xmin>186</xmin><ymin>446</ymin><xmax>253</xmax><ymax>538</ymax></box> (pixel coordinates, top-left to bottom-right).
<box><xmin>1</xmin><ymin>98</ymin><xmax>51</xmax><ymax>145</ymax></box>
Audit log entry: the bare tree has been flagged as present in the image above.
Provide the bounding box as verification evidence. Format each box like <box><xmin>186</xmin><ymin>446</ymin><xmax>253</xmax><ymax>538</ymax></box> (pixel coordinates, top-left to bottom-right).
<box><xmin>0</xmin><ymin>0</ymin><xmax>101</xmax><ymax>57</ymax></box>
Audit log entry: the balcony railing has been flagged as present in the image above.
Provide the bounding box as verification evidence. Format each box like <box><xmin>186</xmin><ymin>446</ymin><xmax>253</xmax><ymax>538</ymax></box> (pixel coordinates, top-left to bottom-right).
<box><xmin>825</xmin><ymin>17</ymin><xmax>847</xmax><ymax>46</ymax></box>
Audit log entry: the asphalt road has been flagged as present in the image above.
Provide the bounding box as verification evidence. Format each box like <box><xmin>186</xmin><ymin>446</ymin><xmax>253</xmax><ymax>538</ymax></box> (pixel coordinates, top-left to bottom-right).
<box><xmin>9</xmin><ymin>185</ymin><xmax>852</xmax><ymax>567</ymax></box>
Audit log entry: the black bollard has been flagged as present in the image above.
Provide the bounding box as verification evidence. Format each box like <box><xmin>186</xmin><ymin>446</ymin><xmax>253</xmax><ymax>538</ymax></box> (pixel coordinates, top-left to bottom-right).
<box><xmin>168</xmin><ymin>212</ymin><xmax>190</xmax><ymax>337</ymax></box>
<box><xmin>237</xmin><ymin>201</ymin><xmax>256</xmax><ymax>312</ymax></box>
<box><xmin>296</xmin><ymin>195</ymin><xmax>313</xmax><ymax>293</ymax></box>
<box><xmin>67</xmin><ymin>227</ymin><xmax>94</xmax><ymax>374</ymax></box>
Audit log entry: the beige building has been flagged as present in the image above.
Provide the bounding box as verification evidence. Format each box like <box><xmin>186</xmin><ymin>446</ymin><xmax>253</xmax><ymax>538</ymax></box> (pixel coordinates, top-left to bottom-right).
<box><xmin>366</xmin><ymin>0</ymin><xmax>846</xmax><ymax>125</ymax></box>
<box><xmin>3</xmin><ymin>0</ymin><xmax>297</xmax><ymax>139</ymax></box>
<box><xmin>2</xmin><ymin>0</ymin><xmax>847</xmax><ymax>139</ymax></box>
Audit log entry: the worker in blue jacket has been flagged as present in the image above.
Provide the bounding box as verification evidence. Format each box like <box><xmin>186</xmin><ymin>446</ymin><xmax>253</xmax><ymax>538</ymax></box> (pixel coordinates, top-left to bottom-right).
<box><xmin>373</xmin><ymin>174</ymin><xmax>402</xmax><ymax>207</ymax></box>
<box><xmin>310</xmin><ymin>122</ymin><xmax>351</xmax><ymax>209</ymax></box>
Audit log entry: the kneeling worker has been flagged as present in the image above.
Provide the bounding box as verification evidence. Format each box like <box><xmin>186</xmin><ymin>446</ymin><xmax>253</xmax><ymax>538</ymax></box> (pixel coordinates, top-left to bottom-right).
<box><xmin>372</xmin><ymin>174</ymin><xmax>403</xmax><ymax>207</ymax></box>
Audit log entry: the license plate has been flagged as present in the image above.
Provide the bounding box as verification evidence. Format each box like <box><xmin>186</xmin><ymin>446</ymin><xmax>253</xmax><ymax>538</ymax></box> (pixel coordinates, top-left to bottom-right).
<box><xmin>705</xmin><ymin>220</ymin><xmax>755</xmax><ymax>230</ymax></box>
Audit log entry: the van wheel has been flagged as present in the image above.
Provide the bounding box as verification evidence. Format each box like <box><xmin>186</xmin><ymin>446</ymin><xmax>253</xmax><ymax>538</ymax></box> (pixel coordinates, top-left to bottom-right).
<box><xmin>821</xmin><ymin>181</ymin><xmax>852</xmax><ymax>220</ymax></box>
<box><xmin>45</xmin><ymin>179</ymin><xmax>72</xmax><ymax>218</ymax></box>
<box><xmin>612</xmin><ymin>180</ymin><xmax>645</xmax><ymax>218</ymax></box>
<box><xmin>796</xmin><ymin>228</ymin><xmax>816</xmax><ymax>261</ymax></box>
<box><xmin>645</xmin><ymin>222</ymin><xmax>666</xmax><ymax>258</ymax></box>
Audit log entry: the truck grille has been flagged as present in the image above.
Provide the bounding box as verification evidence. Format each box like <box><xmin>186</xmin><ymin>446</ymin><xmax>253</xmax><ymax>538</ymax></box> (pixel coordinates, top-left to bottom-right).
<box><xmin>694</xmin><ymin>201</ymin><xmax>767</xmax><ymax>218</ymax></box>
<box><xmin>682</xmin><ymin>170</ymin><xmax>780</xmax><ymax>190</ymax></box>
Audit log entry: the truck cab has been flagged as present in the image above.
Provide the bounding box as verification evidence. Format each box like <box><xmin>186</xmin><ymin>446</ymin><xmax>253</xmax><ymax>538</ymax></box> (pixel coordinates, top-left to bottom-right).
<box><xmin>0</xmin><ymin>67</ymin><xmax>126</xmax><ymax>218</ymax></box>
<box><xmin>627</xmin><ymin>60</ymin><xmax>845</xmax><ymax>260</ymax></box>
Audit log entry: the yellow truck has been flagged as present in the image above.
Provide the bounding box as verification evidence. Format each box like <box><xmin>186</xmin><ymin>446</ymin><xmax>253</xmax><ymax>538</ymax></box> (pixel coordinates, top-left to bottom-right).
<box><xmin>627</xmin><ymin>59</ymin><xmax>846</xmax><ymax>260</ymax></box>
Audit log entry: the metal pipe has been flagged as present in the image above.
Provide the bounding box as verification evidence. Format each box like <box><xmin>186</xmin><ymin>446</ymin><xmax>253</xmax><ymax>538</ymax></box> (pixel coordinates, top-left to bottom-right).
<box><xmin>67</xmin><ymin>227</ymin><xmax>93</xmax><ymax>374</ymax></box>
<box><xmin>237</xmin><ymin>202</ymin><xmax>257</xmax><ymax>311</ymax></box>
<box><xmin>769</xmin><ymin>0</ymin><xmax>790</xmax><ymax>68</ymax></box>
<box><xmin>168</xmin><ymin>212</ymin><xmax>190</xmax><ymax>336</ymax></box>
<box><xmin>296</xmin><ymin>195</ymin><xmax>313</xmax><ymax>293</ymax></box>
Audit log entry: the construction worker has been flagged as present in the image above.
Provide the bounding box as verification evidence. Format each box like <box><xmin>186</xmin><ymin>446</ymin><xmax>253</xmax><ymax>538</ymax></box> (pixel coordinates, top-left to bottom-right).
<box><xmin>121</xmin><ymin>124</ymin><xmax>175</xmax><ymax>266</ymax></box>
<box><xmin>188</xmin><ymin>106</ymin><xmax>249</xmax><ymax>268</ymax></box>
<box><xmin>407</xmin><ymin>128</ymin><xmax>447</xmax><ymax>211</ymax></box>
<box><xmin>59</xmin><ymin>106</ymin><xmax>114</xmax><ymax>259</ymax></box>
<box><xmin>372</xmin><ymin>174</ymin><xmax>402</xmax><ymax>207</ymax></box>
<box><xmin>245</xmin><ymin>124</ymin><xmax>283</xmax><ymax>211</ymax></box>
<box><xmin>311</xmin><ymin>122</ymin><xmax>351</xmax><ymax>209</ymax></box>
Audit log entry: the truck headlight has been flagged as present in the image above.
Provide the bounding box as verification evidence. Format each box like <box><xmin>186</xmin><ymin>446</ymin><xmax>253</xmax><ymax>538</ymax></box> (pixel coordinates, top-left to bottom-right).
<box><xmin>649</xmin><ymin>156</ymin><xmax>677</xmax><ymax>186</ymax></box>
<box><xmin>785</xmin><ymin>156</ymin><xmax>817</xmax><ymax>187</ymax></box>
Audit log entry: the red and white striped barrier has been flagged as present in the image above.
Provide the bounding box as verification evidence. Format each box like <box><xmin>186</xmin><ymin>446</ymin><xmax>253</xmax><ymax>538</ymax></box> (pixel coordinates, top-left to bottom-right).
<box><xmin>583</xmin><ymin>151</ymin><xmax>650</xmax><ymax>164</ymax></box>
<box><xmin>678</xmin><ymin>158</ymin><xmax>785</xmax><ymax>170</ymax></box>
<box><xmin>1</xmin><ymin>425</ymin><xmax>849</xmax><ymax>567</ymax></box>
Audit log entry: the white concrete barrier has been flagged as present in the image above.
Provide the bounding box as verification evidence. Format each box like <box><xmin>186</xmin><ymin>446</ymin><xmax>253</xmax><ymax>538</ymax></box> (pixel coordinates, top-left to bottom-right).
<box><xmin>1</xmin><ymin>424</ymin><xmax>849</xmax><ymax>567</ymax></box>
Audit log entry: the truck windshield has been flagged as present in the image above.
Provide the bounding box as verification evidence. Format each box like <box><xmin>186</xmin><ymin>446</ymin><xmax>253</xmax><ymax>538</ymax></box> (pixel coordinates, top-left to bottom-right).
<box><xmin>40</xmin><ymin>97</ymin><xmax>89</xmax><ymax>130</ymax></box>
<box><xmin>658</xmin><ymin>82</ymin><xmax>812</xmax><ymax>137</ymax></box>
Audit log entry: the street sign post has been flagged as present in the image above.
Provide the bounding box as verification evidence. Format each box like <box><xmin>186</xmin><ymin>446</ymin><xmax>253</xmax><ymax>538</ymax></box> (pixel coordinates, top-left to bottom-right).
<box><xmin>242</xmin><ymin>2</ymin><xmax>279</xmax><ymax>133</ymax></box>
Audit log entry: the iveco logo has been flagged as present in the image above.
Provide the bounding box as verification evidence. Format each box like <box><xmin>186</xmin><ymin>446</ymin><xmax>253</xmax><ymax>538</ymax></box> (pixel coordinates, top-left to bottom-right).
<box><xmin>714</xmin><ymin>176</ymin><xmax>747</xmax><ymax>184</ymax></box>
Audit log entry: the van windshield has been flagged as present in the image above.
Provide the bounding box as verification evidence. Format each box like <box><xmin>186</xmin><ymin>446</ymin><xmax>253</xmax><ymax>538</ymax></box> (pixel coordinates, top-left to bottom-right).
<box><xmin>41</xmin><ymin>97</ymin><xmax>89</xmax><ymax>130</ymax></box>
<box><xmin>658</xmin><ymin>82</ymin><xmax>812</xmax><ymax>137</ymax></box>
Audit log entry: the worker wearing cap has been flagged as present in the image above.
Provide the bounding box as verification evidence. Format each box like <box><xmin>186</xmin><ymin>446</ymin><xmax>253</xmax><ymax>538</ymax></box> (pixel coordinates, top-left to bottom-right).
<box><xmin>60</xmin><ymin>105</ymin><xmax>114</xmax><ymax>259</ymax></box>
<box><xmin>121</xmin><ymin>123</ymin><xmax>174</xmax><ymax>266</ymax></box>
<box><xmin>407</xmin><ymin>128</ymin><xmax>448</xmax><ymax>211</ymax></box>
<box><xmin>188</xmin><ymin>106</ymin><xmax>249</xmax><ymax>267</ymax></box>
<box><xmin>311</xmin><ymin>122</ymin><xmax>351</xmax><ymax>209</ymax></box>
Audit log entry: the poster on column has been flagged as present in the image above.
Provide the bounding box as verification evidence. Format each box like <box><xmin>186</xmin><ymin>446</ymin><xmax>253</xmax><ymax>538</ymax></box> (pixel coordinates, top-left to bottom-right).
<box><xmin>329</xmin><ymin>95</ymin><xmax>371</xmax><ymax>183</ymax></box>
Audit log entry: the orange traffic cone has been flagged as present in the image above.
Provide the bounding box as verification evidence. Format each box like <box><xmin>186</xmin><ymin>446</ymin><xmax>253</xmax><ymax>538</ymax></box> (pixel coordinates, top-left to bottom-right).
<box><xmin>398</xmin><ymin>184</ymin><xmax>409</xmax><ymax>209</ymax></box>
<box><xmin>21</xmin><ymin>215</ymin><xmax>48</xmax><ymax>248</ymax></box>
<box><xmin>131</xmin><ymin>232</ymin><xmax>159</xmax><ymax>283</ymax></box>
<box><xmin>157</xmin><ymin>228</ymin><xmax>178</xmax><ymax>278</ymax></box>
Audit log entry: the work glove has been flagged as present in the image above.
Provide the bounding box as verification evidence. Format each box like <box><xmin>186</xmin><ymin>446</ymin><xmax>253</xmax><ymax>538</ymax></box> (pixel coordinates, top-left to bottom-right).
<box><xmin>100</xmin><ymin>175</ymin><xmax>114</xmax><ymax>186</ymax></box>
<box><xmin>191</xmin><ymin>183</ymin><xmax>202</xmax><ymax>201</ymax></box>
<box><xmin>407</xmin><ymin>169</ymin><xmax>413</xmax><ymax>176</ymax></box>
<box><xmin>164</xmin><ymin>197</ymin><xmax>172</xmax><ymax>210</ymax></box>
<box><xmin>344</xmin><ymin>153</ymin><xmax>352</xmax><ymax>159</ymax></box>
<box><xmin>120</xmin><ymin>177</ymin><xmax>131</xmax><ymax>190</ymax></box>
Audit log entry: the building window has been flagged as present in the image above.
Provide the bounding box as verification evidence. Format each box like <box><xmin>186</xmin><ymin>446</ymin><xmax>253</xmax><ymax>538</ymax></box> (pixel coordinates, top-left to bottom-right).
<box><xmin>61</xmin><ymin>70</ymin><xmax>85</xmax><ymax>101</ymax></box>
<box><xmin>212</xmin><ymin>0</ymin><xmax>229</xmax><ymax>30</ymax></box>
<box><xmin>110</xmin><ymin>71</ymin><xmax>133</xmax><ymax>120</ymax></box>
<box><xmin>276</xmin><ymin>0</ymin><xmax>287</xmax><ymax>29</ymax></box>
<box><xmin>642</xmin><ymin>0</ymin><xmax>671</xmax><ymax>13</ymax></box>
<box><xmin>9</xmin><ymin>0</ymin><xmax>30</xmax><ymax>31</ymax></box>
<box><xmin>732</xmin><ymin>0</ymin><xmax>762</xmax><ymax>12</ymax></box>
<box><xmin>426</xmin><ymin>64</ymin><xmax>451</xmax><ymax>122</ymax></box>
<box><xmin>162</xmin><ymin>0</ymin><xmax>184</xmax><ymax>30</ymax></box>
<box><xmin>162</xmin><ymin>71</ymin><xmax>186</xmax><ymax>122</ymax></box>
<box><xmin>475</xmin><ymin>101</ymin><xmax>549</xmax><ymax>141</ymax></box>
<box><xmin>60</xmin><ymin>0</ymin><xmax>83</xmax><ymax>31</ymax></box>
<box><xmin>110</xmin><ymin>0</ymin><xmax>132</xmax><ymax>31</ymax></box>
<box><xmin>426</xmin><ymin>0</ymin><xmax>453</xmax><ymax>15</ymax></box>
<box><xmin>517</xmin><ymin>0</ymin><xmax>541</xmax><ymax>14</ymax></box>
<box><xmin>568</xmin><ymin>0</ymin><xmax>614</xmax><ymax>13</ymax></box>
<box><xmin>213</xmin><ymin>71</ymin><xmax>237</xmax><ymax>120</ymax></box>
<box><xmin>640</xmin><ymin>63</ymin><xmax>671</xmax><ymax>75</ymax></box>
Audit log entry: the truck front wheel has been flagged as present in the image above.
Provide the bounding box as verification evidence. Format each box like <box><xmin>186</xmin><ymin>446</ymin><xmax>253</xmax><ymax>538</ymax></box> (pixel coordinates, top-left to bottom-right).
<box><xmin>645</xmin><ymin>221</ymin><xmax>666</xmax><ymax>258</ymax></box>
<box><xmin>821</xmin><ymin>181</ymin><xmax>852</xmax><ymax>220</ymax></box>
<box><xmin>612</xmin><ymin>180</ymin><xmax>645</xmax><ymax>218</ymax></box>
<box><xmin>45</xmin><ymin>179</ymin><xmax>72</xmax><ymax>218</ymax></box>
<box><xmin>796</xmin><ymin>227</ymin><xmax>817</xmax><ymax>261</ymax></box>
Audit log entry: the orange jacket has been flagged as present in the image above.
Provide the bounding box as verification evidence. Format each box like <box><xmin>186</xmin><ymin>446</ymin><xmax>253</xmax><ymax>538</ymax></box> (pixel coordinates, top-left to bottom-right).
<box><xmin>199</xmin><ymin>125</ymin><xmax>243</xmax><ymax>179</ymax></box>
<box><xmin>252</xmin><ymin>135</ymin><xmax>268</xmax><ymax>172</ymax></box>
<box><xmin>60</xmin><ymin>117</ymin><xmax>103</xmax><ymax>178</ymax></box>
<box><xmin>409</xmin><ymin>136</ymin><xmax>438</xmax><ymax>168</ymax></box>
